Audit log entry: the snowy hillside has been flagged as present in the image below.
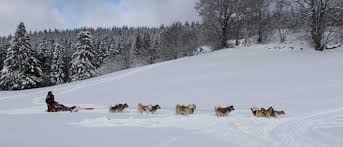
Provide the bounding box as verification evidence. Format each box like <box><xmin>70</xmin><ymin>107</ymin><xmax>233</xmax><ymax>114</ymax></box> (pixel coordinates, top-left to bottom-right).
<box><xmin>1</xmin><ymin>43</ymin><xmax>343</xmax><ymax>147</ymax></box>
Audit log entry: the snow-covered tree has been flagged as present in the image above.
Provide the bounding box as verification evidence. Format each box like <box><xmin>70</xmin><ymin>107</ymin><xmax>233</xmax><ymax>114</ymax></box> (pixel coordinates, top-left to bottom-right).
<box><xmin>109</xmin><ymin>42</ymin><xmax>119</xmax><ymax>55</ymax></box>
<box><xmin>195</xmin><ymin>0</ymin><xmax>241</xmax><ymax>48</ymax></box>
<box><xmin>251</xmin><ymin>0</ymin><xmax>273</xmax><ymax>43</ymax></box>
<box><xmin>97</xmin><ymin>40</ymin><xmax>109</xmax><ymax>66</ymax></box>
<box><xmin>69</xmin><ymin>31</ymin><xmax>96</xmax><ymax>82</ymax></box>
<box><xmin>296</xmin><ymin>0</ymin><xmax>343</xmax><ymax>51</ymax></box>
<box><xmin>147</xmin><ymin>37</ymin><xmax>159</xmax><ymax>64</ymax></box>
<box><xmin>0</xmin><ymin>42</ymin><xmax>8</xmax><ymax>70</ymax></box>
<box><xmin>160</xmin><ymin>22</ymin><xmax>183</xmax><ymax>59</ymax></box>
<box><xmin>0</xmin><ymin>22</ymin><xmax>43</xmax><ymax>90</ymax></box>
<box><xmin>50</xmin><ymin>42</ymin><xmax>65</xmax><ymax>85</ymax></box>
<box><xmin>37</xmin><ymin>38</ymin><xmax>52</xmax><ymax>73</ymax></box>
<box><xmin>134</xmin><ymin>33</ymin><xmax>144</xmax><ymax>56</ymax></box>
<box><xmin>273</xmin><ymin>0</ymin><xmax>295</xmax><ymax>43</ymax></box>
<box><xmin>143</xmin><ymin>33</ymin><xmax>151</xmax><ymax>52</ymax></box>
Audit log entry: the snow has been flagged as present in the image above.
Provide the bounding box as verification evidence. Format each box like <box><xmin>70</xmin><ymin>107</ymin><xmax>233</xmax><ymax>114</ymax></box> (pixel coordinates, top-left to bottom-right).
<box><xmin>1</xmin><ymin>40</ymin><xmax>343</xmax><ymax>146</ymax></box>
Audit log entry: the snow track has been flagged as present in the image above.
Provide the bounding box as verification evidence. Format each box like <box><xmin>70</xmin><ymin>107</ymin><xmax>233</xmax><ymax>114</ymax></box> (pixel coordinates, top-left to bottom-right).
<box><xmin>68</xmin><ymin>107</ymin><xmax>343</xmax><ymax>146</ymax></box>
<box><xmin>70</xmin><ymin>109</ymin><xmax>287</xmax><ymax>146</ymax></box>
<box><xmin>271</xmin><ymin>107</ymin><xmax>343</xmax><ymax>147</ymax></box>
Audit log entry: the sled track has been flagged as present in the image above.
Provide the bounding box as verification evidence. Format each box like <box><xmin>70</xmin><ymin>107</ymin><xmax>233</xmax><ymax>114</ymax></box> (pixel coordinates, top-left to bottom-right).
<box><xmin>271</xmin><ymin>107</ymin><xmax>343</xmax><ymax>147</ymax></box>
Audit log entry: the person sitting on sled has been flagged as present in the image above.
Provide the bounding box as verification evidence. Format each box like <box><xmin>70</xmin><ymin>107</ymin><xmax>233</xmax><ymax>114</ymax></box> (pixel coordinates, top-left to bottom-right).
<box><xmin>45</xmin><ymin>91</ymin><xmax>77</xmax><ymax>112</ymax></box>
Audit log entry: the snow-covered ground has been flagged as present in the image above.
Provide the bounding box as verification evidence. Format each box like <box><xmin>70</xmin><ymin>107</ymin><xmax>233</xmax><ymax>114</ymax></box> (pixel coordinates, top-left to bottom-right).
<box><xmin>1</xmin><ymin>40</ymin><xmax>343</xmax><ymax>147</ymax></box>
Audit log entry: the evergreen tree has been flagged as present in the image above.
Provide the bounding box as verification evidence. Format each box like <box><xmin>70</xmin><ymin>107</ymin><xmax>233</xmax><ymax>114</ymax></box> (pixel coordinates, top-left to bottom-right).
<box><xmin>69</xmin><ymin>31</ymin><xmax>96</xmax><ymax>82</ymax></box>
<box><xmin>134</xmin><ymin>33</ymin><xmax>144</xmax><ymax>56</ymax></box>
<box><xmin>109</xmin><ymin>42</ymin><xmax>119</xmax><ymax>55</ymax></box>
<box><xmin>0</xmin><ymin>42</ymin><xmax>7</xmax><ymax>70</ymax></box>
<box><xmin>37</xmin><ymin>38</ymin><xmax>52</xmax><ymax>73</ymax></box>
<box><xmin>160</xmin><ymin>22</ymin><xmax>183</xmax><ymax>60</ymax></box>
<box><xmin>143</xmin><ymin>33</ymin><xmax>151</xmax><ymax>53</ymax></box>
<box><xmin>123</xmin><ymin>40</ymin><xmax>133</xmax><ymax>69</ymax></box>
<box><xmin>0</xmin><ymin>22</ymin><xmax>43</xmax><ymax>90</ymax></box>
<box><xmin>50</xmin><ymin>43</ymin><xmax>65</xmax><ymax>85</ymax></box>
<box><xmin>97</xmin><ymin>41</ymin><xmax>109</xmax><ymax>65</ymax></box>
<box><xmin>147</xmin><ymin>37</ymin><xmax>159</xmax><ymax>64</ymax></box>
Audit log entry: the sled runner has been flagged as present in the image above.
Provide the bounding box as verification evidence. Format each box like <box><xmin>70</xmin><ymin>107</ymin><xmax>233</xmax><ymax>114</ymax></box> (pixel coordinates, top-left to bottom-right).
<box><xmin>70</xmin><ymin>106</ymin><xmax>80</xmax><ymax>112</ymax></box>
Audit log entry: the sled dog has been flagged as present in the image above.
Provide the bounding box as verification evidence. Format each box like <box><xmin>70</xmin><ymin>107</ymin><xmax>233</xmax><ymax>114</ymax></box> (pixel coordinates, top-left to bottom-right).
<box><xmin>176</xmin><ymin>104</ymin><xmax>196</xmax><ymax>115</ymax></box>
<box><xmin>138</xmin><ymin>103</ymin><xmax>161</xmax><ymax>113</ymax></box>
<box><xmin>109</xmin><ymin>103</ymin><xmax>129</xmax><ymax>113</ymax></box>
<box><xmin>150</xmin><ymin>104</ymin><xmax>161</xmax><ymax>113</ymax></box>
<box><xmin>138</xmin><ymin>103</ymin><xmax>151</xmax><ymax>113</ymax></box>
<box><xmin>215</xmin><ymin>105</ymin><xmax>234</xmax><ymax>117</ymax></box>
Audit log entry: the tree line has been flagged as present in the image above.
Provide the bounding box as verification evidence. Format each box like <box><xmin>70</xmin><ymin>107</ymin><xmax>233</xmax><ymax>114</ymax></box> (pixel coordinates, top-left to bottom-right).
<box><xmin>0</xmin><ymin>22</ymin><xmax>202</xmax><ymax>90</ymax></box>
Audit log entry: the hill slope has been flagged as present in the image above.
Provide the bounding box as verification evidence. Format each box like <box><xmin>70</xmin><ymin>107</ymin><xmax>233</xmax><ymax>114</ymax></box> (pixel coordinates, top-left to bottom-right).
<box><xmin>1</xmin><ymin>44</ymin><xmax>343</xmax><ymax>147</ymax></box>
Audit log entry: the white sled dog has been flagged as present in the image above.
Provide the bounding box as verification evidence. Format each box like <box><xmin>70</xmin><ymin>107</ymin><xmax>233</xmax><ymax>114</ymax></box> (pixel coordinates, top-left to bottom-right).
<box><xmin>176</xmin><ymin>104</ymin><xmax>196</xmax><ymax>115</ymax></box>
<box><xmin>138</xmin><ymin>103</ymin><xmax>161</xmax><ymax>113</ymax></box>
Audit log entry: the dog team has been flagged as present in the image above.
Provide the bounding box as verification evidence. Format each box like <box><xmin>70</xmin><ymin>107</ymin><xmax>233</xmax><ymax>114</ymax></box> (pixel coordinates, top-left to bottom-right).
<box><xmin>109</xmin><ymin>103</ymin><xmax>285</xmax><ymax>118</ymax></box>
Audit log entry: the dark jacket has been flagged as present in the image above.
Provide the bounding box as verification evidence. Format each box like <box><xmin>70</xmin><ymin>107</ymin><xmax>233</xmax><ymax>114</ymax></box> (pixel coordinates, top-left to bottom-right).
<box><xmin>45</xmin><ymin>92</ymin><xmax>56</xmax><ymax>105</ymax></box>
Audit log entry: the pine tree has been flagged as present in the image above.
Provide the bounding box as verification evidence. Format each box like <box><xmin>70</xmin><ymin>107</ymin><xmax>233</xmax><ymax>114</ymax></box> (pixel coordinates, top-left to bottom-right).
<box><xmin>0</xmin><ymin>42</ymin><xmax>7</xmax><ymax>70</ymax></box>
<box><xmin>37</xmin><ymin>38</ymin><xmax>52</xmax><ymax>73</ymax></box>
<box><xmin>147</xmin><ymin>37</ymin><xmax>159</xmax><ymax>64</ymax></box>
<box><xmin>50</xmin><ymin>43</ymin><xmax>65</xmax><ymax>85</ymax></box>
<box><xmin>109</xmin><ymin>42</ymin><xmax>119</xmax><ymax>55</ymax></box>
<box><xmin>69</xmin><ymin>31</ymin><xmax>96</xmax><ymax>82</ymax></box>
<box><xmin>134</xmin><ymin>33</ymin><xmax>144</xmax><ymax>56</ymax></box>
<box><xmin>0</xmin><ymin>22</ymin><xmax>43</xmax><ymax>90</ymax></box>
<box><xmin>160</xmin><ymin>22</ymin><xmax>183</xmax><ymax>60</ymax></box>
<box><xmin>143</xmin><ymin>33</ymin><xmax>151</xmax><ymax>54</ymax></box>
<box><xmin>97</xmin><ymin>41</ymin><xmax>109</xmax><ymax>65</ymax></box>
<box><xmin>123</xmin><ymin>40</ymin><xmax>133</xmax><ymax>69</ymax></box>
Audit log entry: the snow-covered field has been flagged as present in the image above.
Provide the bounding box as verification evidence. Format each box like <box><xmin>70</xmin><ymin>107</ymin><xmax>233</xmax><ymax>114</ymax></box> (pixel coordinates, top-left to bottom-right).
<box><xmin>1</xmin><ymin>42</ymin><xmax>343</xmax><ymax>147</ymax></box>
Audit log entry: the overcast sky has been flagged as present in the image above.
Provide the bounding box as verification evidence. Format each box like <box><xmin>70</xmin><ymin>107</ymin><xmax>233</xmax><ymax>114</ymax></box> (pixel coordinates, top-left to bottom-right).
<box><xmin>0</xmin><ymin>0</ymin><xmax>200</xmax><ymax>36</ymax></box>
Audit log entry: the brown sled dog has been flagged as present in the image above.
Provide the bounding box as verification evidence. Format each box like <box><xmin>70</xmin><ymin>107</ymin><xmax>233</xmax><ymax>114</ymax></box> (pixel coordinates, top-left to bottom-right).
<box><xmin>176</xmin><ymin>105</ymin><xmax>186</xmax><ymax>115</ymax></box>
<box><xmin>138</xmin><ymin>103</ymin><xmax>161</xmax><ymax>113</ymax></box>
<box><xmin>251</xmin><ymin>107</ymin><xmax>268</xmax><ymax>117</ymax></box>
<box><xmin>251</xmin><ymin>107</ymin><xmax>285</xmax><ymax>118</ymax></box>
<box><xmin>261</xmin><ymin>107</ymin><xmax>274</xmax><ymax>117</ymax></box>
<box><xmin>262</xmin><ymin>107</ymin><xmax>285</xmax><ymax>118</ymax></box>
<box><xmin>138</xmin><ymin>103</ymin><xmax>151</xmax><ymax>113</ymax></box>
<box><xmin>176</xmin><ymin>104</ymin><xmax>196</xmax><ymax>115</ymax></box>
<box><xmin>270</xmin><ymin>110</ymin><xmax>285</xmax><ymax>118</ymax></box>
<box><xmin>109</xmin><ymin>103</ymin><xmax>129</xmax><ymax>113</ymax></box>
<box><xmin>215</xmin><ymin>105</ymin><xmax>234</xmax><ymax>117</ymax></box>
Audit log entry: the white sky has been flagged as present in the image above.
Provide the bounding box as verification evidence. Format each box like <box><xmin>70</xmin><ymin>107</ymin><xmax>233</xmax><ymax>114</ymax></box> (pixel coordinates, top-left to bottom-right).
<box><xmin>0</xmin><ymin>0</ymin><xmax>200</xmax><ymax>36</ymax></box>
